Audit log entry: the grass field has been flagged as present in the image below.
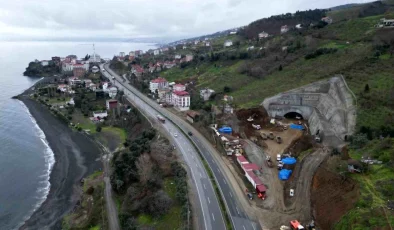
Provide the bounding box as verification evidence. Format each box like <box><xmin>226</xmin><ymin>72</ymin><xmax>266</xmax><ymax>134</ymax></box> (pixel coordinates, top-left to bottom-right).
<box><xmin>335</xmin><ymin>139</ymin><xmax>394</xmax><ymax>229</ymax></box>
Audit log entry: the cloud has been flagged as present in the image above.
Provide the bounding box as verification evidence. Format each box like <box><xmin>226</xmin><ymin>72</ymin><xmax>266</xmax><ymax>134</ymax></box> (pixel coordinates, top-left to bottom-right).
<box><xmin>0</xmin><ymin>0</ymin><xmax>371</xmax><ymax>41</ymax></box>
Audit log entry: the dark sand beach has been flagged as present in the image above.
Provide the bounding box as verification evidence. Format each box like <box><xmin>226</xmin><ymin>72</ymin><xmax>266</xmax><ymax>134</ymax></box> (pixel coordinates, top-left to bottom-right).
<box><xmin>18</xmin><ymin>96</ymin><xmax>102</xmax><ymax>230</ymax></box>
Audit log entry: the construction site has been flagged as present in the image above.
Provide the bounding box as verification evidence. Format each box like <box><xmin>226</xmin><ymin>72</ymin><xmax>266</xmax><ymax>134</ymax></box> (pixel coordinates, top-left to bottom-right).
<box><xmin>190</xmin><ymin>76</ymin><xmax>360</xmax><ymax>229</ymax></box>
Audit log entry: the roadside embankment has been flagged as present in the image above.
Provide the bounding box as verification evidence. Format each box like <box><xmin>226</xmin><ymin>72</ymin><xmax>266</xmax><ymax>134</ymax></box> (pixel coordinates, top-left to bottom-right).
<box><xmin>18</xmin><ymin>96</ymin><xmax>102</xmax><ymax>229</ymax></box>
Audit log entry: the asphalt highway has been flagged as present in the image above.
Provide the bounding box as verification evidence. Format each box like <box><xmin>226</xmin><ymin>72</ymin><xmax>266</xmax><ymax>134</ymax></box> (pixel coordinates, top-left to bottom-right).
<box><xmin>101</xmin><ymin>65</ymin><xmax>225</xmax><ymax>230</ymax></box>
<box><xmin>101</xmin><ymin>64</ymin><xmax>260</xmax><ymax>230</ymax></box>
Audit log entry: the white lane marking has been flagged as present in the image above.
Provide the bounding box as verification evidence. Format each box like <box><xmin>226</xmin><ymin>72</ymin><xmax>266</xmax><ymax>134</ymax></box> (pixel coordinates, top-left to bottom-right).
<box><xmin>207</xmin><ymin>197</ymin><xmax>210</xmax><ymax>204</ymax></box>
<box><xmin>223</xmin><ymin>179</ymin><xmax>227</xmax><ymax>184</ymax></box>
<box><xmin>236</xmin><ymin>206</ymin><xmax>240</xmax><ymax>215</ymax></box>
<box><xmin>252</xmin><ymin>224</ymin><xmax>256</xmax><ymax>230</ymax></box>
<box><xmin>200</xmin><ymin>172</ymin><xmax>202</xmax><ymax>177</ymax></box>
<box><xmin>204</xmin><ymin>184</ymin><xmax>207</xmax><ymax>190</ymax></box>
<box><xmin>243</xmin><ymin>226</ymin><xmax>246</xmax><ymax>230</ymax></box>
<box><xmin>217</xmin><ymin>168</ymin><xmax>220</xmax><ymax>173</ymax></box>
<box><xmin>195</xmin><ymin>163</ymin><xmax>198</xmax><ymax>167</ymax></box>
<box><xmin>211</xmin><ymin>213</ymin><xmax>215</xmax><ymax>221</ymax></box>
<box><xmin>229</xmin><ymin>192</ymin><xmax>233</xmax><ymax>197</ymax></box>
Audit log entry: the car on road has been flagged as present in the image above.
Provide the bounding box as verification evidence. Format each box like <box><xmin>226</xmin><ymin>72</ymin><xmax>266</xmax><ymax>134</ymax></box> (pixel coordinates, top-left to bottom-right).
<box><xmin>174</xmin><ymin>133</ymin><xmax>178</xmax><ymax>137</ymax></box>
<box><xmin>276</xmin><ymin>154</ymin><xmax>282</xmax><ymax>161</ymax></box>
<box><xmin>188</xmin><ymin>131</ymin><xmax>193</xmax><ymax>136</ymax></box>
<box><xmin>290</xmin><ymin>189</ymin><xmax>294</xmax><ymax>197</ymax></box>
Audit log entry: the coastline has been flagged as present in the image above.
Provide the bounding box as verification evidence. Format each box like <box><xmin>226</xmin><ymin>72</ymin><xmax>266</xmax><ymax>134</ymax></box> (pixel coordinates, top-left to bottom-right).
<box><xmin>17</xmin><ymin>95</ymin><xmax>102</xmax><ymax>229</ymax></box>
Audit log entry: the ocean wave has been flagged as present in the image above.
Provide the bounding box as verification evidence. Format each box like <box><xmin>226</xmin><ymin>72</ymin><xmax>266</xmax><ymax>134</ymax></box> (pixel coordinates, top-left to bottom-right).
<box><xmin>15</xmin><ymin>100</ymin><xmax>55</xmax><ymax>230</ymax></box>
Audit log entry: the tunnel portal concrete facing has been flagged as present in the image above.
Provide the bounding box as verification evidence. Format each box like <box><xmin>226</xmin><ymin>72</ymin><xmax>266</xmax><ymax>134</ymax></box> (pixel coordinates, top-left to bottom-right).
<box><xmin>262</xmin><ymin>76</ymin><xmax>356</xmax><ymax>145</ymax></box>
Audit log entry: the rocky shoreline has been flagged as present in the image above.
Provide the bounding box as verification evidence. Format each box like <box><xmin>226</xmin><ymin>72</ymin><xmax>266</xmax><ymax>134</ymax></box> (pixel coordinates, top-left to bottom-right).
<box><xmin>17</xmin><ymin>95</ymin><xmax>102</xmax><ymax>229</ymax></box>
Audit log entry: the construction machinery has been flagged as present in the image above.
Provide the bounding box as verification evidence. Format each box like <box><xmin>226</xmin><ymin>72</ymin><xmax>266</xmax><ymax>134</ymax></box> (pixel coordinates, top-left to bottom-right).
<box><xmin>268</xmin><ymin>132</ymin><xmax>275</xmax><ymax>140</ymax></box>
<box><xmin>290</xmin><ymin>220</ymin><xmax>305</xmax><ymax>230</ymax></box>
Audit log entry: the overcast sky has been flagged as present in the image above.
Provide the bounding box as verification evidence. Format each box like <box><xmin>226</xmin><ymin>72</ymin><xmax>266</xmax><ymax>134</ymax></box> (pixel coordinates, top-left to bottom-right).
<box><xmin>0</xmin><ymin>0</ymin><xmax>371</xmax><ymax>41</ymax></box>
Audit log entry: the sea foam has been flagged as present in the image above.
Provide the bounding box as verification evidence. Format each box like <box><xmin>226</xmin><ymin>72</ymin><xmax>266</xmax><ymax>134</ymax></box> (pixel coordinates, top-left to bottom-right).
<box><xmin>15</xmin><ymin>101</ymin><xmax>55</xmax><ymax>229</ymax></box>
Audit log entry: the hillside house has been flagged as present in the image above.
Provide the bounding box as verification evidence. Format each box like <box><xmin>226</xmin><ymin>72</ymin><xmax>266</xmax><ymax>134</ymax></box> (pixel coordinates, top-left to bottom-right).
<box><xmin>200</xmin><ymin>88</ymin><xmax>215</xmax><ymax>101</ymax></box>
<box><xmin>258</xmin><ymin>31</ymin><xmax>269</xmax><ymax>39</ymax></box>
<box><xmin>175</xmin><ymin>54</ymin><xmax>181</xmax><ymax>59</ymax></box>
<box><xmin>107</xmin><ymin>86</ymin><xmax>118</xmax><ymax>98</ymax></box>
<box><xmin>129</xmin><ymin>51</ymin><xmax>135</xmax><ymax>57</ymax></box>
<box><xmin>93</xmin><ymin>111</ymin><xmax>108</xmax><ymax>119</ymax></box>
<box><xmin>135</xmin><ymin>50</ymin><xmax>142</xmax><ymax>56</ymax></box>
<box><xmin>172</xmin><ymin>90</ymin><xmax>190</xmax><ymax>111</ymax></box>
<box><xmin>173</xmin><ymin>84</ymin><xmax>186</xmax><ymax>92</ymax></box>
<box><xmin>91</xmin><ymin>66</ymin><xmax>100</xmax><ymax>73</ymax></box>
<box><xmin>205</xmin><ymin>42</ymin><xmax>211</xmax><ymax>47</ymax></box>
<box><xmin>280</xmin><ymin>25</ymin><xmax>289</xmax><ymax>34</ymax></box>
<box><xmin>321</xmin><ymin>17</ymin><xmax>333</xmax><ymax>24</ymax></box>
<box><xmin>68</xmin><ymin>77</ymin><xmax>82</xmax><ymax>86</ymax></box>
<box><xmin>149</xmin><ymin>77</ymin><xmax>169</xmax><ymax>93</ymax></box>
<box><xmin>185</xmin><ymin>54</ymin><xmax>193</xmax><ymax>62</ymax></box>
<box><xmin>119</xmin><ymin>52</ymin><xmax>125</xmax><ymax>57</ymax></box>
<box><xmin>163</xmin><ymin>61</ymin><xmax>176</xmax><ymax>69</ymax></box>
<box><xmin>296</xmin><ymin>24</ymin><xmax>302</xmax><ymax>29</ymax></box>
<box><xmin>224</xmin><ymin>40</ymin><xmax>233</xmax><ymax>47</ymax></box>
<box><xmin>106</xmin><ymin>99</ymin><xmax>118</xmax><ymax>110</ymax></box>
<box><xmin>379</xmin><ymin>18</ymin><xmax>394</xmax><ymax>27</ymax></box>
<box><xmin>186</xmin><ymin>111</ymin><xmax>200</xmax><ymax>123</ymax></box>
<box><xmin>229</xmin><ymin>31</ymin><xmax>237</xmax><ymax>35</ymax></box>
<box><xmin>183</xmin><ymin>45</ymin><xmax>187</xmax><ymax>49</ymax></box>
<box><xmin>153</xmin><ymin>49</ymin><xmax>160</xmax><ymax>55</ymax></box>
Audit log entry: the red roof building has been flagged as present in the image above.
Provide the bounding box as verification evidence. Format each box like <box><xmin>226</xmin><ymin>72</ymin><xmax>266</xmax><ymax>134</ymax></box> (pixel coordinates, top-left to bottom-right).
<box><xmin>236</xmin><ymin>155</ymin><xmax>249</xmax><ymax>165</ymax></box>
<box><xmin>242</xmin><ymin>163</ymin><xmax>259</xmax><ymax>172</ymax></box>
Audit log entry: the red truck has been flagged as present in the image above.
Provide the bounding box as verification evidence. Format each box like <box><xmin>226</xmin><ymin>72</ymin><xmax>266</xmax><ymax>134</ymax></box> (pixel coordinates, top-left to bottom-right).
<box><xmin>157</xmin><ymin>115</ymin><xmax>165</xmax><ymax>123</ymax></box>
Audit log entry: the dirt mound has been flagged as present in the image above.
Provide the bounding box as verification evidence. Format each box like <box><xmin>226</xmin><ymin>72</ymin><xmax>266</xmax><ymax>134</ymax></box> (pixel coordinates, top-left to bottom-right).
<box><xmin>311</xmin><ymin>164</ymin><xmax>359</xmax><ymax>230</ymax></box>
<box><xmin>236</xmin><ymin>107</ymin><xmax>270</xmax><ymax>138</ymax></box>
<box><xmin>236</xmin><ymin>107</ymin><xmax>270</xmax><ymax>122</ymax></box>
<box><xmin>285</xmin><ymin>135</ymin><xmax>314</xmax><ymax>157</ymax></box>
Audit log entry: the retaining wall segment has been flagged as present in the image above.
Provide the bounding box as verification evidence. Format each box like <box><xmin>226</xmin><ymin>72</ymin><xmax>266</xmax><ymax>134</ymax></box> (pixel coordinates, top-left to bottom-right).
<box><xmin>261</xmin><ymin>76</ymin><xmax>356</xmax><ymax>145</ymax></box>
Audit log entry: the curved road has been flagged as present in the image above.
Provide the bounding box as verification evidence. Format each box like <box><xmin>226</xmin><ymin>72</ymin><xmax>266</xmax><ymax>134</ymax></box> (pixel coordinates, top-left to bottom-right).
<box><xmin>102</xmin><ymin>64</ymin><xmax>260</xmax><ymax>230</ymax></box>
<box><xmin>101</xmin><ymin>65</ymin><xmax>226</xmax><ymax>230</ymax></box>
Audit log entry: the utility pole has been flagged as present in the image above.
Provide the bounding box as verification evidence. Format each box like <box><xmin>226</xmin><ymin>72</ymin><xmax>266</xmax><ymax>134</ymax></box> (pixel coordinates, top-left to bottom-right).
<box><xmin>78</xmin><ymin>43</ymin><xmax>96</xmax><ymax>62</ymax></box>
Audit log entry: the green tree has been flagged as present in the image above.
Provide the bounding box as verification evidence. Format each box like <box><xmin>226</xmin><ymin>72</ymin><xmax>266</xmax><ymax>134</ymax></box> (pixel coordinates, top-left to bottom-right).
<box><xmin>223</xmin><ymin>86</ymin><xmax>231</xmax><ymax>93</ymax></box>
<box><xmin>279</xmin><ymin>65</ymin><xmax>283</xmax><ymax>71</ymax></box>
<box><xmin>364</xmin><ymin>84</ymin><xmax>370</xmax><ymax>93</ymax></box>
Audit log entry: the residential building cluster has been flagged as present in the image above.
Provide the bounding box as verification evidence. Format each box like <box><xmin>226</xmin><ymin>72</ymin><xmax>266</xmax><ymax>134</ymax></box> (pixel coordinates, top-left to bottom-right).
<box><xmin>149</xmin><ymin>77</ymin><xmax>191</xmax><ymax>111</ymax></box>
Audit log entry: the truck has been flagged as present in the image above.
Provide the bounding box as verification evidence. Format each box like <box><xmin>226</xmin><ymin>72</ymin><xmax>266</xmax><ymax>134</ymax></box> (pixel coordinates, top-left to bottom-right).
<box><xmin>290</xmin><ymin>220</ymin><xmax>305</xmax><ymax>230</ymax></box>
<box><xmin>157</xmin><ymin>114</ymin><xmax>165</xmax><ymax>123</ymax></box>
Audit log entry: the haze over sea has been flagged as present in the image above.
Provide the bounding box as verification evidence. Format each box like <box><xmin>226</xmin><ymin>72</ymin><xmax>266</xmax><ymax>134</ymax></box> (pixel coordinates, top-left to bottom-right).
<box><xmin>0</xmin><ymin>41</ymin><xmax>154</xmax><ymax>230</ymax></box>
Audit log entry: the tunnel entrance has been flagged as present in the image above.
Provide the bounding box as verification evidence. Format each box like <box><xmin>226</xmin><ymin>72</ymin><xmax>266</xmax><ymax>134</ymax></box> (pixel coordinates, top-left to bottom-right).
<box><xmin>284</xmin><ymin>112</ymin><xmax>304</xmax><ymax>120</ymax></box>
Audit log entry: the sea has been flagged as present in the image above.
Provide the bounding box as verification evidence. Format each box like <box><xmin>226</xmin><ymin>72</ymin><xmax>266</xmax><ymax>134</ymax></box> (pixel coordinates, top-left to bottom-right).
<box><xmin>0</xmin><ymin>41</ymin><xmax>154</xmax><ymax>230</ymax></box>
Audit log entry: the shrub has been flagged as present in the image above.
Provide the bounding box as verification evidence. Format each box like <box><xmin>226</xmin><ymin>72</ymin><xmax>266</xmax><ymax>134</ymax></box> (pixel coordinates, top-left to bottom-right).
<box><xmin>305</xmin><ymin>48</ymin><xmax>337</xmax><ymax>60</ymax></box>
<box><xmin>77</xmin><ymin>127</ymin><xmax>82</xmax><ymax>132</ymax></box>
<box><xmin>350</xmin><ymin>133</ymin><xmax>369</xmax><ymax>149</ymax></box>
<box><xmin>96</xmin><ymin>126</ymin><xmax>102</xmax><ymax>132</ymax></box>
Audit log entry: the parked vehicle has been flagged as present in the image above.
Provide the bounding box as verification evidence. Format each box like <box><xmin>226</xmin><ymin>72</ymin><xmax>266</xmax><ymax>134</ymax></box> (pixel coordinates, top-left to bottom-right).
<box><xmin>188</xmin><ymin>131</ymin><xmax>193</xmax><ymax>136</ymax></box>
<box><xmin>276</xmin><ymin>136</ymin><xmax>282</xmax><ymax>144</ymax></box>
<box><xmin>290</xmin><ymin>189</ymin><xmax>294</xmax><ymax>197</ymax></box>
<box><xmin>265</xmin><ymin>156</ymin><xmax>273</xmax><ymax>168</ymax></box>
<box><xmin>276</xmin><ymin>154</ymin><xmax>282</xmax><ymax>161</ymax></box>
<box><xmin>290</xmin><ymin>220</ymin><xmax>305</xmax><ymax>230</ymax></box>
<box><xmin>277</xmin><ymin>161</ymin><xmax>284</xmax><ymax>170</ymax></box>
<box><xmin>247</xmin><ymin>193</ymin><xmax>253</xmax><ymax>200</ymax></box>
<box><xmin>174</xmin><ymin>133</ymin><xmax>178</xmax><ymax>137</ymax></box>
<box><xmin>261</xmin><ymin>132</ymin><xmax>268</xmax><ymax>140</ymax></box>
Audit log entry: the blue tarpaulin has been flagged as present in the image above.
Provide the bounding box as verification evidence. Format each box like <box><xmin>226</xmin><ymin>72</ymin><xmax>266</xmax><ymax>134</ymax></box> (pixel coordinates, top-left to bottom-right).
<box><xmin>281</xmin><ymin>157</ymin><xmax>297</xmax><ymax>165</ymax></box>
<box><xmin>290</xmin><ymin>124</ymin><xmax>304</xmax><ymax>130</ymax></box>
<box><xmin>218</xmin><ymin>127</ymin><xmax>232</xmax><ymax>134</ymax></box>
<box><xmin>279</xmin><ymin>169</ymin><xmax>292</xmax><ymax>180</ymax></box>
